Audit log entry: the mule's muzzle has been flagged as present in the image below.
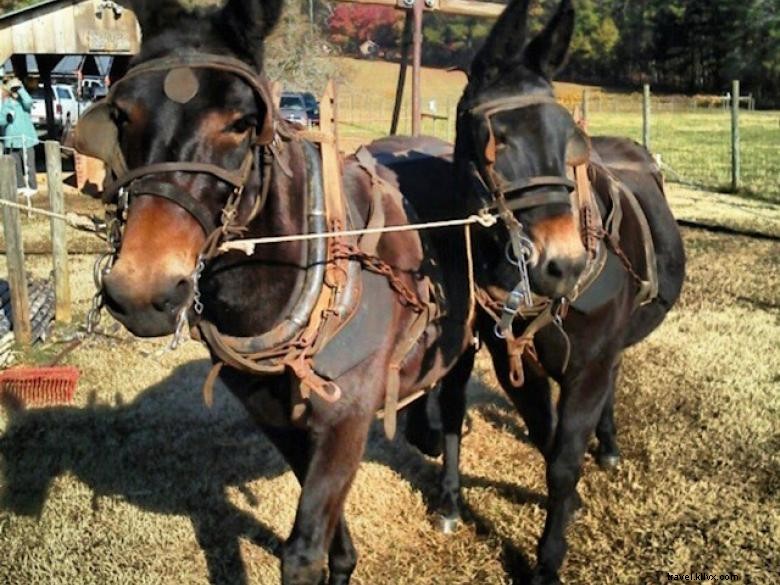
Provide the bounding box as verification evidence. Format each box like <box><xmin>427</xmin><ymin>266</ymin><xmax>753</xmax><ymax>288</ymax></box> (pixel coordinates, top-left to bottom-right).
<box><xmin>530</xmin><ymin>254</ymin><xmax>586</xmax><ymax>299</ymax></box>
<box><xmin>102</xmin><ymin>271</ymin><xmax>192</xmax><ymax>337</ymax></box>
<box><xmin>528</xmin><ymin>213</ymin><xmax>588</xmax><ymax>299</ymax></box>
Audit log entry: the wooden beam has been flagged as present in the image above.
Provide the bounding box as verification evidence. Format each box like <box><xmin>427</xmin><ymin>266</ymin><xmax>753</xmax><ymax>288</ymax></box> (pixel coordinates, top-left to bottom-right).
<box><xmin>339</xmin><ymin>0</ymin><xmax>505</xmax><ymax>18</ymax></box>
<box><xmin>0</xmin><ymin>156</ymin><xmax>32</xmax><ymax>346</ymax></box>
<box><xmin>45</xmin><ymin>140</ymin><xmax>71</xmax><ymax>324</ymax></box>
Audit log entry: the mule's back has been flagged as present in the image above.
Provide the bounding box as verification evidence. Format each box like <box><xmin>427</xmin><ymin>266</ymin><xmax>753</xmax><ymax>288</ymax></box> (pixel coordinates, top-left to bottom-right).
<box><xmin>591</xmin><ymin>137</ymin><xmax>685</xmax><ymax>312</ymax></box>
<box><xmin>366</xmin><ymin>136</ymin><xmax>472</xmax><ymax>354</ymax></box>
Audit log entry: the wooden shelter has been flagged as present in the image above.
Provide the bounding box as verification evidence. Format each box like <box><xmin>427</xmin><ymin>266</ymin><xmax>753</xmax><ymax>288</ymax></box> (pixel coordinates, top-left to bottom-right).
<box><xmin>0</xmin><ymin>0</ymin><xmax>140</xmax><ymax>135</ymax></box>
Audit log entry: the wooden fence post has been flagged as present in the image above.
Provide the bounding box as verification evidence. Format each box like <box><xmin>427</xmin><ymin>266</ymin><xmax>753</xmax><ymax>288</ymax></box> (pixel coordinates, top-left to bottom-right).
<box><xmin>45</xmin><ymin>140</ymin><xmax>71</xmax><ymax>323</ymax></box>
<box><xmin>581</xmin><ymin>89</ymin><xmax>589</xmax><ymax>124</ymax></box>
<box><xmin>642</xmin><ymin>84</ymin><xmax>651</xmax><ymax>150</ymax></box>
<box><xmin>731</xmin><ymin>80</ymin><xmax>740</xmax><ymax>192</ymax></box>
<box><xmin>0</xmin><ymin>155</ymin><xmax>32</xmax><ymax>346</ymax></box>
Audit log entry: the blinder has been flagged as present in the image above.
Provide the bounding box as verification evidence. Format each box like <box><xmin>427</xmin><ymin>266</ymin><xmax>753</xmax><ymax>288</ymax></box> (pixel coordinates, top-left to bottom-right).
<box><xmin>467</xmin><ymin>93</ymin><xmax>590</xmax><ymax>212</ymax></box>
<box><xmin>74</xmin><ymin>52</ymin><xmax>277</xmax><ymax>236</ymax></box>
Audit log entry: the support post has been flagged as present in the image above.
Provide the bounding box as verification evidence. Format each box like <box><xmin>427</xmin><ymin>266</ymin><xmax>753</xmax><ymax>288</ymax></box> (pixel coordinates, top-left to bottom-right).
<box><xmin>0</xmin><ymin>156</ymin><xmax>32</xmax><ymax>346</ymax></box>
<box><xmin>731</xmin><ymin>80</ymin><xmax>740</xmax><ymax>192</ymax></box>
<box><xmin>411</xmin><ymin>0</ymin><xmax>424</xmax><ymax>136</ymax></box>
<box><xmin>642</xmin><ymin>83</ymin><xmax>651</xmax><ymax>150</ymax></box>
<box><xmin>46</xmin><ymin>141</ymin><xmax>71</xmax><ymax>323</ymax></box>
<box><xmin>38</xmin><ymin>56</ymin><xmax>60</xmax><ymax>140</ymax></box>
<box><xmin>390</xmin><ymin>10</ymin><xmax>413</xmax><ymax>136</ymax></box>
<box><xmin>581</xmin><ymin>89</ymin><xmax>588</xmax><ymax>124</ymax></box>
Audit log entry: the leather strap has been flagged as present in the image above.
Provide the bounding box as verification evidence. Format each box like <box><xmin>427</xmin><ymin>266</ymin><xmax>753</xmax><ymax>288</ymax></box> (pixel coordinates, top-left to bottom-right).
<box><xmin>383</xmin><ymin>303</ymin><xmax>433</xmax><ymax>439</ymax></box>
<box><xmin>108</xmin><ymin>53</ymin><xmax>277</xmax><ymax>145</ymax></box>
<box><xmin>129</xmin><ymin>179</ymin><xmax>218</xmax><ymax>234</ymax></box>
<box><xmin>354</xmin><ymin>147</ymin><xmax>388</xmax><ymax>256</ymax></box>
<box><xmin>500</xmin><ymin>189</ymin><xmax>573</xmax><ymax>212</ymax></box>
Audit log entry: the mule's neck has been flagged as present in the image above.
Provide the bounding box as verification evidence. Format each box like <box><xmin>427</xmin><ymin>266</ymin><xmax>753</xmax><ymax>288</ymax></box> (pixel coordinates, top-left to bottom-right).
<box><xmin>199</xmin><ymin>139</ymin><xmax>310</xmax><ymax>337</ymax></box>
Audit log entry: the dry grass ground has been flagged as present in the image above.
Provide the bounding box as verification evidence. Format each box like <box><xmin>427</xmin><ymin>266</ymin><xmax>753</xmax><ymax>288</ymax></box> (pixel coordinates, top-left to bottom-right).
<box><xmin>0</xmin><ymin>61</ymin><xmax>777</xmax><ymax>583</ymax></box>
<box><xmin>1</xmin><ymin>193</ymin><xmax>778</xmax><ymax>583</ymax></box>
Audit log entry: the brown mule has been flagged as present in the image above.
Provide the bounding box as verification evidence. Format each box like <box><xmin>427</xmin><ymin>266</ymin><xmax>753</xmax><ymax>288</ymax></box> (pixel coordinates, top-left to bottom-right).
<box><xmin>72</xmin><ymin>2</ymin><xmax>480</xmax><ymax>583</ymax></box>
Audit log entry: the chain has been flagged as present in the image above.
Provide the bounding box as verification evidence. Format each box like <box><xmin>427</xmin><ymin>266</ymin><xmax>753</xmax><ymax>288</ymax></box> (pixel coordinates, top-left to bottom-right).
<box><xmin>192</xmin><ymin>255</ymin><xmax>206</xmax><ymax>315</ymax></box>
<box><xmin>86</xmin><ymin>207</ymin><xmax>123</xmax><ymax>333</ymax></box>
<box><xmin>331</xmin><ymin>242</ymin><xmax>426</xmax><ymax>312</ymax></box>
<box><xmin>592</xmin><ymin>226</ymin><xmax>645</xmax><ymax>286</ymax></box>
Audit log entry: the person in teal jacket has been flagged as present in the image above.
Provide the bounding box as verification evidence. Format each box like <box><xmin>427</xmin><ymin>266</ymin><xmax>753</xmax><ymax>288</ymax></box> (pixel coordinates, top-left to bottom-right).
<box><xmin>0</xmin><ymin>77</ymin><xmax>38</xmax><ymax>195</ymax></box>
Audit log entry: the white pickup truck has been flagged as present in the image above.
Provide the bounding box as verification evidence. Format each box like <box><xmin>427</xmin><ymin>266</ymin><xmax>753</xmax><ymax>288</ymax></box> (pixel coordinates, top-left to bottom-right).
<box><xmin>30</xmin><ymin>84</ymin><xmax>83</xmax><ymax>134</ymax></box>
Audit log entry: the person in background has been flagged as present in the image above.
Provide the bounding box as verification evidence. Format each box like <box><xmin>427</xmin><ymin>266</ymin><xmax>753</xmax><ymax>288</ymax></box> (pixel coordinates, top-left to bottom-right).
<box><xmin>0</xmin><ymin>77</ymin><xmax>38</xmax><ymax>196</ymax></box>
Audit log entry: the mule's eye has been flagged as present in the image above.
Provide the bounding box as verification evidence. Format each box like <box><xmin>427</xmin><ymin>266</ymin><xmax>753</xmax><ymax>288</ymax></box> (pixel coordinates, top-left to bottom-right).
<box><xmin>229</xmin><ymin>115</ymin><xmax>257</xmax><ymax>134</ymax></box>
<box><xmin>110</xmin><ymin>104</ymin><xmax>129</xmax><ymax>126</ymax></box>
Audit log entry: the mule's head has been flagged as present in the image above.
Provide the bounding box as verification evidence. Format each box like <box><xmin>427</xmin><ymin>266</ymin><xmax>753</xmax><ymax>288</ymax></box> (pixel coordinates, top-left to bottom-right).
<box><xmin>456</xmin><ymin>0</ymin><xmax>588</xmax><ymax>299</ymax></box>
<box><xmin>76</xmin><ymin>0</ymin><xmax>282</xmax><ymax>336</ymax></box>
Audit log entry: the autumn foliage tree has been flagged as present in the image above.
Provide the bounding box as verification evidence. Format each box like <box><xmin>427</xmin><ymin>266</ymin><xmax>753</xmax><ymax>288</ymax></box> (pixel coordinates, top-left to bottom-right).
<box><xmin>328</xmin><ymin>5</ymin><xmax>402</xmax><ymax>55</ymax></box>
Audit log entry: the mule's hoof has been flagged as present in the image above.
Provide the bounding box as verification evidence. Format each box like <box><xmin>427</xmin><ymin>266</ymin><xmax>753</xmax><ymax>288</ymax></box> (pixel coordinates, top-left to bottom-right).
<box><xmin>436</xmin><ymin>513</ymin><xmax>461</xmax><ymax>534</ymax></box>
<box><xmin>597</xmin><ymin>453</ymin><xmax>620</xmax><ymax>470</ymax></box>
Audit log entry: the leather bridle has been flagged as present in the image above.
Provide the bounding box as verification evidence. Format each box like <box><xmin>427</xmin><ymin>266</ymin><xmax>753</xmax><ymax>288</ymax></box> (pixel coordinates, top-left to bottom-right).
<box><xmin>87</xmin><ymin>53</ymin><xmax>278</xmax><ymax>239</ymax></box>
<box><xmin>79</xmin><ymin>52</ymin><xmax>280</xmax><ymax>336</ymax></box>
<box><xmin>468</xmin><ymin>93</ymin><xmax>577</xmax><ymax>213</ymax></box>
<box><xmin>464</xmin><ymin>93</ymin><xmax>587</xmax><ymax>335</ymax></box>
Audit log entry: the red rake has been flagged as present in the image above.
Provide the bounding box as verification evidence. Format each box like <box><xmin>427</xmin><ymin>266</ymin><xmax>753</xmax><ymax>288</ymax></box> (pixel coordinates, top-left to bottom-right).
<box><xmin>0</xmin><ymin>365</ymin><xmax>79</xmax><ymax>407</ymax></box>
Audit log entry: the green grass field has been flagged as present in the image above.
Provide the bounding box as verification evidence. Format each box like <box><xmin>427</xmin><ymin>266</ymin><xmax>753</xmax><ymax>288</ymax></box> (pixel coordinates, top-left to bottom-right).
<box><xmin>588</xmin><ymin>111</ymin><xmax>780</xmax><ymax>203</ymax></box>
<box><xmin>334</xmin><ymin>58</ymin><xmax>780</xmax><ymax>203</ymax></box>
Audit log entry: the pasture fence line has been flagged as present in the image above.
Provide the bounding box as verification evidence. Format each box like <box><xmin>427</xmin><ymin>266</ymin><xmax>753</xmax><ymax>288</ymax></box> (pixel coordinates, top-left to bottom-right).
<box><xmin>574</xmin><ymin>82</ymin><xmax>773</xmax><ymax>200</ymax></box>
<box><xmin>334</xmin><ymin>82</ymin><xmax>776</xmax><ymax>201</ymax></box>
<box><xmin>337</xmin><ymin>93</ymin><xmax>457</xmax><ymax>146</ymax></box>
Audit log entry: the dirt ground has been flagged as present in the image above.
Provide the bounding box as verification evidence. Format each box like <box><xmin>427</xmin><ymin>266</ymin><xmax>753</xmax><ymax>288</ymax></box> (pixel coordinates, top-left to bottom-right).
<box><xmin>0</xmin><ymin>189</ymin><xmax>778</xmax><ymax>584</ymax></box>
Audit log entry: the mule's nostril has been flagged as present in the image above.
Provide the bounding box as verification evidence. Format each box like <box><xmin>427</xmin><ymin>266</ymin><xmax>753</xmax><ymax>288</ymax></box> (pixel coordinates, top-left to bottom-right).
<box><xmin>103</xmin><ymin>289</ymin><xmax>127</xmax><ymax>316</ymax></box>
<box><xmin>151</xmin><ymin>278</ymin><xmax>192</xmax><ymax>313</ymax></box>
<box><xmin>546</xmin><ymin>260</ymin><xmax>564</xmax><ymax>279</ymax></box>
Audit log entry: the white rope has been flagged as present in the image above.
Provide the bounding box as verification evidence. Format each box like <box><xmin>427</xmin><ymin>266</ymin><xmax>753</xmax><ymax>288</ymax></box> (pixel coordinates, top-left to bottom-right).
<box><xmin>218</xmin><ymin>211</ymin><xmax>499</xmax><ymax>256</ymax></box>
<box><xmin>0</xmin><ymin>197</ymin><xmax>98</xmax><ymax>231</ymax></box>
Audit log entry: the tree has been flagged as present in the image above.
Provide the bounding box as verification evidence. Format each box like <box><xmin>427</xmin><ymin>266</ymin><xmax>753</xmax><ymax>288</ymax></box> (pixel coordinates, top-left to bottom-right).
<box><xmin>328</xmin><ymin>5</ymin><xmax>401</xmax><ymax>54</ymax></box>
<box><xmin>0</xmin><ymin>0</ymin><xmax>39</xmax><ymax>14</ymax></box>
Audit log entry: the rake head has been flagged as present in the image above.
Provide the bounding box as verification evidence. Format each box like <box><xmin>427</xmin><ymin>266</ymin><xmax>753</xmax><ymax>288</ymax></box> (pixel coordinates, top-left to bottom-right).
<box><xmin>0</xmin><ymin>366</ymin><xmax>79</xmax><ymax>407</ymax></box>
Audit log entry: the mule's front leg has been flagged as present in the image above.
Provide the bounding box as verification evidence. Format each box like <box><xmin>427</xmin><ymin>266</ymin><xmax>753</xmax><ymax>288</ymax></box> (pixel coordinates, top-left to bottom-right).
<box><xmin>532</xmin><ymin>360</ymin><xmax>617</xmax><ymax>585</ymax></box>
<box><xmin>437</xmin><ymin>347</ymin><xmax>475</xmax><ymax>533</ymax></box>
<box><xmin>282</xmin><ymin>413</ymin><xmax>371</xmax><ymax>585</ymax></box>
<box><xmin>595</xmin><ymin>360</ymin><xmax>622</xmax><ymax>470</ymax></box>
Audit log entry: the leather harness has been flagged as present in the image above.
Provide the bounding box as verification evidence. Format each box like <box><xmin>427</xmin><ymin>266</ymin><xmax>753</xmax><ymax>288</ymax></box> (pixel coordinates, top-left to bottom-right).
<box><xmin>464</xmin><ymin>93</ymin><xmax>660</xmax><ymax>386</ymax></box>
<box><xmin>74</xmin><ymin>53</ymin><xmax>436</xmax><ymax>436</ymax></box>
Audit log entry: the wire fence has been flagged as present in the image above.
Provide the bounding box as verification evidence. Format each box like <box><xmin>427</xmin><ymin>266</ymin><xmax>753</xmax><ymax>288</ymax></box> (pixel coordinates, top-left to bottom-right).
<box><xmin>336</xmin><ymin>92</ymin><xmax>779</xmax><ymax>203</ymax></box>
<box><xmin>587</xmin><ymin>107</ymin><xmax>778</xmax><ymax>202</ymax></box>
<box><xmin>337</xmin><ymin>93</ymin><xmax>458</xmax><ymax>150</ymax></box>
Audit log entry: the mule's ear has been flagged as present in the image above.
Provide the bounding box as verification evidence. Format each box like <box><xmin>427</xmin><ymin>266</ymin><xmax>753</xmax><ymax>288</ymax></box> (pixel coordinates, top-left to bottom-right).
<box><xmin>118</xmin><ymin>0</ymin><xmax>186</xmax><ymax>38</ymax></box>
<box><xmin>566</xmin><ymin>126</ymin><xmax>591</xmax><ymax>167</ymax></box>
<box><xmin>470</xmin><ymin>0</ymin><xmax>531</xmax><ymax>86</ymax></box>
<box><xmin>524</xmin><ymin>0</ymin><xmax>575</xmax><ymax>79</ymax></box>
<box><xmin>218</xmin><ymin>0</ymin><xmax>284</xmax><ymax>64</ymax></box>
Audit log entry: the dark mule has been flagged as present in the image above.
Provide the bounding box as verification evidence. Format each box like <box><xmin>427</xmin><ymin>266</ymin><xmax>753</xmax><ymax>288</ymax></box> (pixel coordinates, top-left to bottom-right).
<box><xmin>401</xmin><ymin>1</ymin><xmax>686</xmax><ymax>583</ymax></box>
<box><xmin>73</xmin><ymin>1</ymin><xmax>475</xmax><ymax>583</ymax></box>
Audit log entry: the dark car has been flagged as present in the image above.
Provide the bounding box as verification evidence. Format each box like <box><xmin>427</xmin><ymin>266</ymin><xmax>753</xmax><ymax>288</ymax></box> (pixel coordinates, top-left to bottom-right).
<box><xmin>279</xmin><ymin>92</ymin><xmax>309</xmax><ymax>126</ymax></box>
<box><xmin>301</xmin><ymin>92</ymin><xmax>319</xmax><ymax>125</ymax></box>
